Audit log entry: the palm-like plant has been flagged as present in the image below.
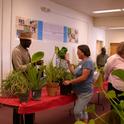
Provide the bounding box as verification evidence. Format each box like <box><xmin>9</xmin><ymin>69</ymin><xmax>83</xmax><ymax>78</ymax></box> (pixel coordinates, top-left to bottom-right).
<box><xmin>26</xmin><ymin>51</ymin><xmax>46</xmax><ymax>90</ymax></box>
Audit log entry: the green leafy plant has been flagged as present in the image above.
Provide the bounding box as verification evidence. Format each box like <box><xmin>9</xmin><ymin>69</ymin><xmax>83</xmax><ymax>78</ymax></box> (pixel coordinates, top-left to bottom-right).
<box><xmin>45</xmin><ymin>60</ymin><xmax>74</xmax><ymax>84</ymax></box>
<box><xmin>2</xmin><ymin>71</ymin><xmax>29</xmax><ymax>97</ymax></box>
<box><xmin>55</xmin><ymin>46</ymin><xmax>69</xmax><ymax>70</ymax></box>
<box><xmin>108</xmin><ymin>69</ymin><xmax>124</xmax><ymax>123</ymax></box>
<box><xmin>112</xmin><ymin>69</ymin><xmax>124</xmax><ymax>81</ymax></box>
<box><xmin>31</xmin><ymin>51</ymin><xmax>44</xmax><ymax>63</ymax></box>
<box><xmin>45</xmin><ymin>60</ymin><xmax>59</xmax><ymax>84</ymax></box>
<box><xmin>82</xmin><ymin>69</ymin><xmax>124</xmax><ymax>124</ymax></box>
<box><xmin>26</xmin><ymin>51</ymin><xmax>46</xmax><ymax>90</ymax></box>
<box><xmin>55</xmin><ymin>46</ymin><xmax>68</xmax><ymax>59</ymax></box>
<box><xmin>26</xmin><ymin>64</ymin><xmax>46</xmax><ymax>90</ymax></box>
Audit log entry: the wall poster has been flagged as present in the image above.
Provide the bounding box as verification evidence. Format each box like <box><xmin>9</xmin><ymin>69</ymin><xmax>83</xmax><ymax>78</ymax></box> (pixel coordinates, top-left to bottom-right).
<box><xmin>43</xmin><ymin>22</ymin><xmax>64</xmax><ymax>42</ymax></box>
<box><xmin>64</xmin><ymin>26</ymin><xmax>78</xmax><ymax>43</ymax></box>
<box><xmin>16</xmin><ymin>16</ymin><xmax>43</xmax><ymax>40</ymax></box>
<box><xmin>16</xmin><ymin>16</ymin><xmax>78</xmax><ymax>43</ymax></box>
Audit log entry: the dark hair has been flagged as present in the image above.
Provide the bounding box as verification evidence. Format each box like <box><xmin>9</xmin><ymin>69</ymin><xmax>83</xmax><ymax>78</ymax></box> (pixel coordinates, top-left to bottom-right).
<box><xmin>101</xmin><ymin>47</ymin><xmax>106</xmax><ymax>52</ymax></box>
<box><xmin>101</xmin><ymin>47</ymin><xmax>106</xmax><ymax>54</ymax></box>
<box><xmin>78</xmin><ymin>45</ymin><xmax>91</xmax><ymax>57</ymax></box>
<box><xmin>117</xmin><ymin>42</ymin><xmax>124</xmax><ymax>56</ymax></box>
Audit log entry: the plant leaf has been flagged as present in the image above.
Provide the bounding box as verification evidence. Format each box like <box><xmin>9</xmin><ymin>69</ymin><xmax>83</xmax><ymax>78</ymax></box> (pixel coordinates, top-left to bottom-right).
<box><xmin>31</xmin><ymin>51</ymin><xmax>44</xmax><ymax>63</ymax></box>
<box><xmin>94</xmin><ymin>73</ymin><xmax>103</xmax><ymax>87</ymax></box>
<box><xmin>112</xmin><ymin>69</ymin><xmax>124</xmax><ymax>81</ymax></box>
<box><xmin>57</xmin><ymin>47</ymin><xmax>68</xmax><ymax>59</ymax></box>
<box><xmin>74</xmin><ymin>120</ymin><xmax>85</xmax><ymax>124</ymax></box>
<box><xmin>89</xmin><ymin>119</ymin><xmax>95</xmax><ymax>124</ymax></box>
<box><xmin>118</xmin><ymin>92</ymin><xmax>124</xmax><ymax>97</ymax></box>
<box><xmin>107</xmin><ymin>90</ymin><xmax>116</xmax><ymax>99</ymax></box>
<box><xmin>55</xmin><ymin>46</ymin><xmax>59</xmax><ymax>55</ymax></box>
<box><xmin>119</xmin><ymin>100</ymin><xmax>124</xmax><ymax>110</ymax></box>
<box><xmin>85</xmin><ymin>104</ymin><xmax>96</xmax><ymax>113</ymax></box>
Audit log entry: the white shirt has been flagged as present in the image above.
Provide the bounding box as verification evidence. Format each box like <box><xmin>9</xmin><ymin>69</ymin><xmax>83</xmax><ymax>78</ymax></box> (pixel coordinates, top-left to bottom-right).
<box><xmin>104</xmin><ymin>54</ymin><xmax>124</xmax><ymax>91</ymax></box>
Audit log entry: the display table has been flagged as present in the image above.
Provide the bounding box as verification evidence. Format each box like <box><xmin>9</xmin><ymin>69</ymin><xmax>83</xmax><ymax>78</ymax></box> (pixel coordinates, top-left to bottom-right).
<box><xmin>0</xmin><ymin>88</ymin><xmax>76</xmax><ymax>124</ymax></box>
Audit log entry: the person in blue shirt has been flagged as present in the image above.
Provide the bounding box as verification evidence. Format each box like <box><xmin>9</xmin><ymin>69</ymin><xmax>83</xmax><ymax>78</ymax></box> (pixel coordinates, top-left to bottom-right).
<box><xmin>64</xmin><ymin>45</ymin><xmax>94</xmax><ymax>123</ymax></box>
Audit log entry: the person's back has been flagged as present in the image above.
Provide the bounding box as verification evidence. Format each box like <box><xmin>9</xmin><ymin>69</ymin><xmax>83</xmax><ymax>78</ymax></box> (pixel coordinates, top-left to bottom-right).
<box><xmin>96</xmin><ymin>47</ymin><xmax>108</xmax><ymax>68</ymax></box>
<box><xmin>104</xmin><ymin>42</ymin><xmax>124</xmax><ymax>91</ymax></box>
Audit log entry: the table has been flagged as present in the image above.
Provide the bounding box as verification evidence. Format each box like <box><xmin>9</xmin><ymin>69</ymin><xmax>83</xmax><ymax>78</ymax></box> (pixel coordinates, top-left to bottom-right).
<box><xmin>0</xmin><ymin>88</ymin><xmax>76</xmax><ymax>124</ymax></box>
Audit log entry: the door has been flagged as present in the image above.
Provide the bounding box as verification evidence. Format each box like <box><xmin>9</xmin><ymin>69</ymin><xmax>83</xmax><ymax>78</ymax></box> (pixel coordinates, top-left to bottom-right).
<box><xmin>110</xmin><ymin>43</ymin><xmax>119</xmax><ymax>56</ymax></box>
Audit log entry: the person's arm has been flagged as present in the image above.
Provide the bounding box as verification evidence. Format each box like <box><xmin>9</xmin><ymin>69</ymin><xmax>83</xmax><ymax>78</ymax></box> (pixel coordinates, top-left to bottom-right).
<box><xmin>65</xmin><ymin>53</ymin><xmax>75</xmax><ymax>74</ymax></box>
<box><xmin>63</xmin><ymin>68</ymin><xmax>90</xmax><ymax>85</ymax></box>
<box><xmin>67</xmin><ymin>60</ymin><xmax>75</xmax><ymax>74</ymax></box>
<box><xmin>104</xmin><ymin>60</ymin><xmax>113</xmax><ymax>81</ymax></box>
<box><xmin>96</xmin><ymin>55</ymin><xmax>99</xmax><ymax>67</ymax></box>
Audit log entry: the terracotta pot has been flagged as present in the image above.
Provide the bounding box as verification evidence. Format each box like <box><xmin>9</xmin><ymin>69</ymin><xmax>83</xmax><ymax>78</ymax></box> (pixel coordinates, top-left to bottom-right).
<box><xmin>46</xmin><ymin>83</ymin><xmax>59</xmax><ymax>96</ymax></box>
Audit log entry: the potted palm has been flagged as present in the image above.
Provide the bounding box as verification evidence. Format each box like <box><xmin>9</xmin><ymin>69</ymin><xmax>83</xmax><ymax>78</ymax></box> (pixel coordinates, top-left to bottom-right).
<box><xmin>2</xmin><ymin>71</ymin><xmax>30</xmax><ymax>102</ymax></box>
<box><xmin>26</xmin><ymin>51</ymin><xmax>46</xmax><ymax>100</ymax></box>
<box><xmin>44</xmin><ymin>60</ymin><xmax>60</xmax><ymax>96</ymax></box>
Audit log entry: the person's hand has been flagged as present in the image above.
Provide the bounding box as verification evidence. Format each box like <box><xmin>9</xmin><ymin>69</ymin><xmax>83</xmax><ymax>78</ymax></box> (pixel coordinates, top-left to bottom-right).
<box><xmin>63</xmin><ymin>80</ymin><xmax>71</xmax><ymax>85</ymax></box>
<box><xmin>36</xmin><ymin>60</ymin><xmax>43</xmax><ymax>65</ymax></box>
<box><xmin>65</xmin><ymin>52</ymin><xmax>69</xmax><ymax>60</ymax></box>
<box><xmin>65</xmin><ymin>53</ymin><xmax>71</xmax><ymax>65</ymax></box>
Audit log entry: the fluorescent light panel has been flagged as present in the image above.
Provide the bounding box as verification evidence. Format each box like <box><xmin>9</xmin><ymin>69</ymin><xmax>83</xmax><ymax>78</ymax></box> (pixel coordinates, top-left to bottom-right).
<box><xmin>108</xmin><ymin>27</ymin><xmax>124</xmax><ymax>30</ymax></box>
<box><xmin>93</xmin><ymin>9</ymin><xmax>121</xmax><ymax>14</ymax></box>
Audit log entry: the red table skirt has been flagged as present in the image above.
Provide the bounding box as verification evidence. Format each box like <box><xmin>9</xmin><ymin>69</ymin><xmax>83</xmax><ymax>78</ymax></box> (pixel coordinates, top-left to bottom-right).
<box><xmin>0</xmin><ymin>88</ymin><xmax>76</xmax><ymax>114</ymax></box>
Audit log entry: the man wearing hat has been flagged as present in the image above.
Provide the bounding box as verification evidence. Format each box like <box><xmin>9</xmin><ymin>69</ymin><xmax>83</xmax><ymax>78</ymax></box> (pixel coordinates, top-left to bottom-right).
<box><xmin>12</xmin><ymin>32</ymin><xmax>34</xmax><ymax>124</ymax></box>
<box><xmin>12</xmin><ymin>32</ymin><xmax>32</xmax><ymax>71</ymax></box>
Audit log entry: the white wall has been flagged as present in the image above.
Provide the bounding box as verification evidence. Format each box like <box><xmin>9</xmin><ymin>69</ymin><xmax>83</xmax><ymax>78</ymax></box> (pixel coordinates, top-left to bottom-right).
<box><xmin>0</xmin><ymin>0</ymin><xmax>12</xmax><ymax>80</ymax></box>
<box><xmin>11</xmin><ymin>0</ymin><xmax>91</xmax><ymax>63</ymax></box>
<box><xmin>106</xmin><ymin>29</ymin><xmax>124</xmax><ymax>43</ymax></box>
<box><xmin>0</xmin><ymin>0</ymin><xmax>2</xmax><ymax>85</ymax></box>
<box><xmin>105</xmin><ymin>29</ymin><xmax>124</xmax><ymax>55</ymax></box>
<box><xmin>0</xmin><ymin>0</ymin><xmax>105</xmax><ymax>81</ymax></box>
<box><xmin>88</xmin><ymin>26</ymin><xmax>106</xmax><ymax>61</ymax></box>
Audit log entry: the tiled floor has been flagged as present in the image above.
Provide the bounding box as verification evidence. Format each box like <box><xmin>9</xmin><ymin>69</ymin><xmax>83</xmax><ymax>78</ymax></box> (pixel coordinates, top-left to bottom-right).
<box><xmin>0</xmin><ymin>93</ymin><xmax>110</xmax><ymax>124</ymax></box>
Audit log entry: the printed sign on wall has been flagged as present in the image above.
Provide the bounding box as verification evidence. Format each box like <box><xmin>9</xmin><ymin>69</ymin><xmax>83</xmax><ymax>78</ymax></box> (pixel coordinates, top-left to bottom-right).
<box><xmin>16</xmin><ymin>16</ymin><xmax>78</xmax><ymax>43</ymax></box>
<box><xmin>16</xmin><ymin>16</ymin><xmax>43</xmax><ymax>40</ymax></box>
<box><xmin>64</xmin><ymin>26</ymin><xmax>78</xmax><ymax>43</ymax></box>
<box><xmin>43</xmin><ymin>22</ymin><xmax>64</xmax><ymax>42</ymax></box>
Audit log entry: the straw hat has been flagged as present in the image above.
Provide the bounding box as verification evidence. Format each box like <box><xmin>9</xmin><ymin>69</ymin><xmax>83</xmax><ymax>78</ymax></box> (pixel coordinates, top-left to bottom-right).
<box><xmin>19</xmin><ymin>32</ymin><xmax>32</xmax><ymax>39</ymax></box>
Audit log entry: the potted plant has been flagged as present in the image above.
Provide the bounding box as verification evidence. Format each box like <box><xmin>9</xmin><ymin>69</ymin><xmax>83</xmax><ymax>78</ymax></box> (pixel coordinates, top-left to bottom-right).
<box><xmin>57</xmin><ymin>67</ymin><xmax>74</xmax><ymax>95</ymax></box>
<box><xmin>44</xmin><ymin>60</ymin><xmax>60</xmax><ymax>96</ymax></box>
<box><xmin>55</xmin><ymin>46</ymin><xmax>74</xmax><ymax>95</ymax></box>
<box><xmin>26</xmin><ymin>51</ymin><xmax>46</xmax><ymax>100</ymax></box>
<box><xmin>2</xmin><ymin>71</ymin><xmax>30</xmax><ymax>102</ymax></box>
<box><xmin>55</xmin><ymin>46</ymin><xmax>68</xmax><ymax>69</ymax></box>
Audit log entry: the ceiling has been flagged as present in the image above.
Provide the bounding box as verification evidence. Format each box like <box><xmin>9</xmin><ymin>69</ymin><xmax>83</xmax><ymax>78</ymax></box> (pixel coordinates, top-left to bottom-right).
<box><xmin>50</xmin><ymin>0</ymin><xmax>124</xmax><ymax>17</ymax></box>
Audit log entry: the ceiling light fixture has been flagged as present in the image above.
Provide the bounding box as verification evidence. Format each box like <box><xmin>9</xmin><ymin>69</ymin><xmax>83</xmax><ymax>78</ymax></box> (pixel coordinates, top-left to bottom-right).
<box><xmin>93</xmin><ymin>9</ymin><xmax>121</xmax><ymax>14</ymax></box>
<box><xmin>108</xmin><ymin>27</ymin><xmax>124</xmax><ymax>30</ymax></box>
